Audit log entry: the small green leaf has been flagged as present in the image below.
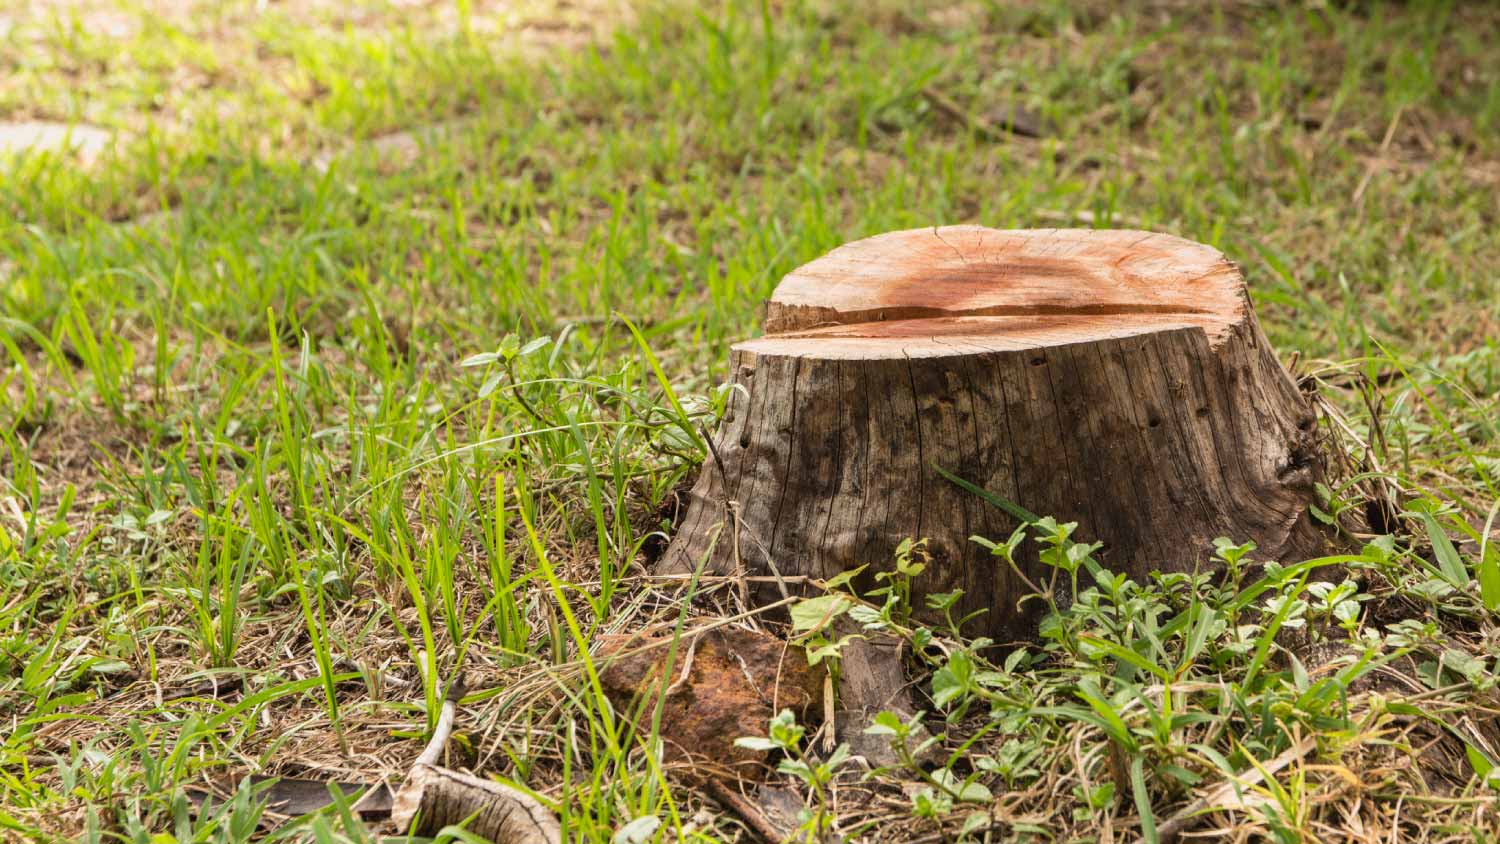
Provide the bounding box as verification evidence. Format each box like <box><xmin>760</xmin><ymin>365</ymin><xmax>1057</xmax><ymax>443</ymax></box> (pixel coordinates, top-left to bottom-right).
<box><xmin>806</xmin><ymin>633</ymin><xmax>860</xmax><ymax>665</ymax></box>
<box><xmin>1416</xmin><ymin>510</ymin><xmax>1469</xmax><ymax>587</ymax></box>
<box><xmin>1443</xmin><ymin>649</ymin><xmax>1489</xmax><ymax>683</ymax></box>
<box><xmin>864</xmin><ymin>711</ymin><xmax>907</xmax><ymax>736</ymax></box>
<box><xmin>518</xmin><ymin>335</ymin><xmax>552</xmax><ymax>356</ymax></box>
<box><xmin>826</xmin><ymin>742</ymin><xmax>852</xmax><ymax>771</ymax></box>
<box><xmin>932</xmin><ymin>652</ymin><xmax>975</xmax><ymax>708</ymax></box>
<box><xmin>961</xmin><ymin>812</ymin><xmax>989</xmax><ymax>836</ymax></box>
<box><xmin>1465</xmin><ymin>743</ymin><xmax>1494</xmax><ymax>778</ymax></box>
<box><xmin>925</xmin><ymin>590</ymin><xmax>963</xmax><ymax>611</ymax></box>
<box><xmin>612</xmin><ymin>816</ymin><xmax>661</xmax><ymax>844</ymax></box>
<box><xmin>459</xmin><ymin>351</ymin><xmax>497</xmax><ymax>368</ymax></box>
<box><xmin>1363</xmin><ymin>534</ymin><xmax>1397</xmax><ymax>562</ymax></box>
<box><xmin>820</xmin><ymin>565</ymin><xmax>867</xmax><ymax>591</ymax></box>
<box><xmin>1480</xmin><ymin>544</ymin><xmax>1500</xmax><ymax>612</ymax></box>
<box><xmin>789</xmin><ymin>595</ymin><xmax>852</xmax><ymax>634</ymax></box>
<box><xmin>933</xmin><ymin>768</ymin><xmax>992</xmax><ymax>803</ymax></box>
<box><xmin>767</xmin><ymin>709</ymin><xmax>804</xmax><ymax>747</ymax></box>
<box><xmin>86</xmin><ymin>660</ymin><xmax>131</xmax><ymax>675</ymax></box>
<box><xmin>777</xmin><ymin>759</ymin><xmax>815</xmax><ymax>781</ymax></box>
<box><xmin>477</xmin><ymin>372</ymin><xmax>504</xmax><ymax>398</ymax></box>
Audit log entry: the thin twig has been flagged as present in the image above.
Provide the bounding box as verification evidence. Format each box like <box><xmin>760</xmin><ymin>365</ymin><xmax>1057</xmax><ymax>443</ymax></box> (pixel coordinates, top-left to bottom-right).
<box><xmin>707</xmin><ymin>779</ymin><xmax>784</xmax><ymax>844</ymax></box>
<box><xmin>417</xmin><ymin>674</ymin><xmax>467</xmax><ymax>767</ymax></box>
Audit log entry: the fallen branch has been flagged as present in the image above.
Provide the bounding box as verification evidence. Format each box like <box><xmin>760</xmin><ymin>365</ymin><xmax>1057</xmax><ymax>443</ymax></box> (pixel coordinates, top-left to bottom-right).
<box><xmin>920</xmin><ymin>87</ymin><xmax>1046</xmax><ymax>141</ymax></box>
<box><xmin>706</xmin><ymin>779</ymin><xmax>787</xmax><ymax>844</ymax></box>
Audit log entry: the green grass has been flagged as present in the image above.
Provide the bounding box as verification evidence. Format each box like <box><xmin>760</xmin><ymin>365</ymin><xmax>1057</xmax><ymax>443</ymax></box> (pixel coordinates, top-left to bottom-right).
<box><xmin>2</xmin><ymin>0</ymin><xmax>1500</xmax><ymax>841</ymax></box>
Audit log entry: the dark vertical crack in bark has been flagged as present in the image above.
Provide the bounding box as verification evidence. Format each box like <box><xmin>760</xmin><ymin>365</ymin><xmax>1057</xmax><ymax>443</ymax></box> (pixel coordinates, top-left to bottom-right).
<box><xmin>904</xmin><ymin>351</ymin><xmax>926</xmax><ymax>550</ymax></box>
<box><xmin>1134</xmin><ymin>331</ymin><xmax>1220</xmax><ymax>550</ymax></box>
<box><xmin>850</xmin><ymin>363</ymin><xmax>874</xmax><ymax>582</ymax></box>
<box><xmin>1088</xmin><ymin>340</ymin><xmax>1167</xmax><ymax>565</ymax></box>
<box><xmin>728</xmin><ymin>359</ymin><xmax>760</xmax><ymax>502</ymax></box>
<box><xmin>1185</xmin><ymin>329</ymin><xmax>1269</xmax><ymax>543</ymax></box>
<box><xmin>813</xmin><ymin>360</ymin><xmax>846</xmax><ymax>581</ymax></box>
<box><xmin>956</xmin><ymin>348</ymin><xmax>984</xmax><ymax>603</ymax></box>
<box><xmin>872</xmin><ymin>361</ymin><xmax>900</xmax><ymax>576</ymax></box>
<box><xmin>1150</xmin><ymin>330</ymin><xmax>1232</xmax><ymax>538</ymax></box>
<box><xmin>992</xmin><ymin>353</ymin><xmax>1025</xmax><ymax>533</ymax></box>
<box><xmin>722</xmin><ymin>357</ymin><xmax>775</xmax><ymax>575</ymax></box>
<box><xmin>1042</xmin><ymin>350</ymin><xmax>1090</xmax><ymax>558</ymax></box>
<box><xmin>766</xmin><ymin>357</ymin><xmax>803</xmax><ymax>567</ymax></box>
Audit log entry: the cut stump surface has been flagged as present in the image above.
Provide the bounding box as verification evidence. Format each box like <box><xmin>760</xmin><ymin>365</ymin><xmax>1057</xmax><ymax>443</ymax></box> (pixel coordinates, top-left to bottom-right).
<box><xmin>663</xmin><ymin>227</ymin><xmax>1329</xmax><ymax>641</ymax></box>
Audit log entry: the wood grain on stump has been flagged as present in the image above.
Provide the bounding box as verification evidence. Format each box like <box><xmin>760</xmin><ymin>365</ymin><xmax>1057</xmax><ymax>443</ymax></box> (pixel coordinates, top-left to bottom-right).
<box><xmin>661</xmin><ymin>227</ymin><xmax>1329</xmax><ymax>641</ymax></box>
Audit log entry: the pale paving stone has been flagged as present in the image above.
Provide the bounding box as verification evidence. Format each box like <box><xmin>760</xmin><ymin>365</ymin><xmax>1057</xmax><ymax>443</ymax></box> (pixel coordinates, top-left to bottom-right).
<box><xmin>0</xmin><ymin>121</ymin><xmax>113</xmax><ymax>163</ymax></box>
<box><xmin>311</xmin><ymin>119</ymin><xmax>470</xmax><ymax>174</ymax></box>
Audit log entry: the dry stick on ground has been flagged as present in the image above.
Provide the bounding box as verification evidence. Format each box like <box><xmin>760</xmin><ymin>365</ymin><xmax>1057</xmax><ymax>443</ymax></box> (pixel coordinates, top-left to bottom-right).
<box><xmin>920</xmin><ymin>87</ymin><xmax>1046</xmax><ymax>142</ymax></box>
<box><xmin>660</xmin><ymin>226</ymin><xmax>1334</xmax><ymax>644</ymax></box>
<box><xmin>705</xmin><ymin>779</ymin><xmax>787</xmax><ymax>844</ymax></box>
<box><xmin>391</xmin><ymin>676</ymin><xmax>562</xmax><ymax>844</ymax></box>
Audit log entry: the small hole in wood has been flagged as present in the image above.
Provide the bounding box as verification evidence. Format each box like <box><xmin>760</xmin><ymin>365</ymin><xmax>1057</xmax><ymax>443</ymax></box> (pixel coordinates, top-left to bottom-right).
<box><xmin>1148</xmin><ymin>417</ymin><xmax>1163</xmax><ymax>428</ymax></box>
<box><xmin>1196</xmin><ymin>407</ymin><xmax>1210</xmax><ymax>417</ymax></box>
<box><xmin>1030</xmin><ymin>356</ymin><xmax>1046</xmax><ymax>367</ymax></box>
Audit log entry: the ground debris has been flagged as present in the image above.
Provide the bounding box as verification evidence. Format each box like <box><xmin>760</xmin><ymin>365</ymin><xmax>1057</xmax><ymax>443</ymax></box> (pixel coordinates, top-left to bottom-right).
<box><xmin>389</xmin><ymin>676</ymin><xmax>562</xmax><ymax>844</ymax></box>
<box><xmin>598</xmin><ymin>626</ymin><xmax>825</xmax><ymax>777</ymax></box>
<box><xmin>392</xmin><ymin>764</ymin><xmax>560</xmax><ymax>844</ymax></box>
<box><xmin>187</xmin><ymin>775</ymin><xmax>392</xmax><ymax>822</ymax></box>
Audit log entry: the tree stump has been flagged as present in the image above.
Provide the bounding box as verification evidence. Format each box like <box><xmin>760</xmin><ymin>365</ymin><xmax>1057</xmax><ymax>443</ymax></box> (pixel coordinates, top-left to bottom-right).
<box><xmin>661</xmin><ymin>227</ymin><xmax>1329</xmax><ymax>641</ymax></box>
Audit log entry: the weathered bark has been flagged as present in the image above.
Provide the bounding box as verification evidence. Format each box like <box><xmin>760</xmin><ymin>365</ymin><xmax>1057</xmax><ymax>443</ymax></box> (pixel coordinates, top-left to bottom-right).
<box><xmin>834</xmin><ymin>630</ymin><xmax>941</xmax><ymax>767</ymax></box>
<box><xmin>661</xmin><ymin>227</ymin><xmax>1330</xmax><ymax>642</ymax></box>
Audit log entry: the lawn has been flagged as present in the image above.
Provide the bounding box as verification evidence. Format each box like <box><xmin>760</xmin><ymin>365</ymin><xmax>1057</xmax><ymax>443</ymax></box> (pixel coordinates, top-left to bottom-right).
<box><xmin>2</xmin><ymin>0</ymin><xmax>1499</xmax><ymax>841</ymax></box>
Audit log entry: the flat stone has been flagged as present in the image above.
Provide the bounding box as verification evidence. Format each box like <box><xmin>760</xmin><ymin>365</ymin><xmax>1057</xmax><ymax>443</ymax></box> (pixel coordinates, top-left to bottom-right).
<box><xmin>113</xmin><ymin>209</ymin><xmax>180</xmax><ymax>238</ymax></box>
<box><xmin>312</xmin><ymin>120</ymin><xmax>469</xmax><ymax>174</ymax></box>
<box><xmin>0</xmin><ymin>122</ymin><xmax>113</xmax><ymax>163</ymax></box>
<box><xmin>79</xmin><ymin>12</ymin><xmax>138</xmax><ymax>39</ymax></box>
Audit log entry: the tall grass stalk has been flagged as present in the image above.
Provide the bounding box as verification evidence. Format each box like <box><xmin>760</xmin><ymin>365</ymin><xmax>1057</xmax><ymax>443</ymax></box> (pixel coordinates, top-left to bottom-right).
<box><xmin>189</xmin><ymin>487</ymin><xmax>252</xmax><ymax>668</ymax></box>
<box><xmin>265</xmin><ymin>310</ymin><xmax>345</xmax><ymax>749</ymax></box>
